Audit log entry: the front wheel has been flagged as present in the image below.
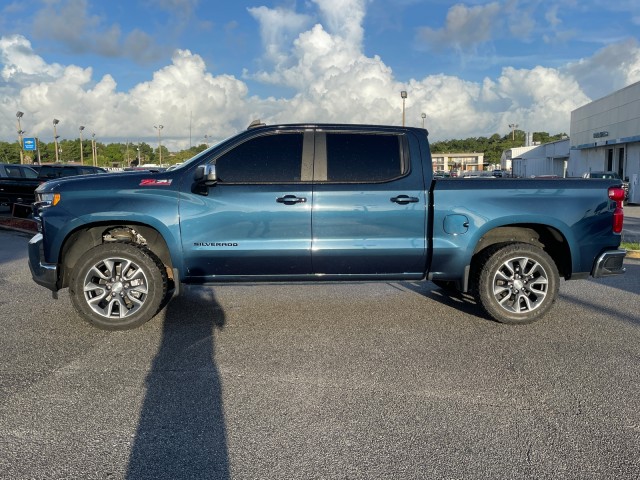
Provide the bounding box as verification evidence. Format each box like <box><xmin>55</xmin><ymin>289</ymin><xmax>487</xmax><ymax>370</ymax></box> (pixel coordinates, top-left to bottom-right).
<box><xmin>473</xmin><ymin>243</ymin><xmax>559</xmax><ymax>325</ymax></box>
<box><xmin>69</xmin><ymin>243</ymin><xmax>167</xmax><ymax>330</ymax></box>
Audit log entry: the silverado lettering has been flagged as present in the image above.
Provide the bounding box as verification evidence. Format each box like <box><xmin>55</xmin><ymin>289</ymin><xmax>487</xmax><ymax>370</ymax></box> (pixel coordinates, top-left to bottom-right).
<box><xmin>194</xmin><ymin>242</ymin><xmax>239</xmax><ymax>247</ymax></box>
<box><xmin>28</xmin><ymin>122</ymin><xmax>626</xmax><ymax>330</ymax></box>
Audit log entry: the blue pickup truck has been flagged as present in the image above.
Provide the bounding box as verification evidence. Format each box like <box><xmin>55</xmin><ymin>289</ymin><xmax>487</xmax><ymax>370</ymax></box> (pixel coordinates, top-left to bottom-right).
<box><xmin>28</xmin><ymin>123</ymin><xmax>627</xmax><ymax>330</ymax></box>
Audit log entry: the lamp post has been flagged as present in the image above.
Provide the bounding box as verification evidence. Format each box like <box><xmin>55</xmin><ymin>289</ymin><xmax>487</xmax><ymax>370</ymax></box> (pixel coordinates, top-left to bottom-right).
<box><xmin>509</xmin><ymin>123</ymin><xmax>519</xmax><ymax>141</ymax></box>
<box><xmin>79</xmin><ymin>126</ymin><xmax>85</xmax><ymax>164</ymax></box>
<box><xmin>53</xmin><ymin>119</ymin><xmax>60</xmax><ymax>163</ymax></box>
<box><xmin>421</xmin><ymin>112</ymin><xmax>426</xmax><ymax>129</ymax></box>
<box><xmin>154</xmin><ymin>124</ymin><xmax>164</xmax><ymax>166</ymax></box>
<box><xmin>401</xmin><ymin>91</ymin><xmax>407</xmax><ymax>127</ymax></box>
<box><xmin>91</xmin><ymin>133</ymin><xmax>97</xmax><ymax>167</ymax></box>
<box><xmin>16</xmin><ymin>111</ymin><xmax>25</xmax><ymax>164</ymax></box>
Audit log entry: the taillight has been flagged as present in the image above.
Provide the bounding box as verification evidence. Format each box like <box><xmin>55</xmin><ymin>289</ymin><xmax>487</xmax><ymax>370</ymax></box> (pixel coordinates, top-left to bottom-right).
<box><xmin>608</xmin><ymin>187</ymin><xmax>624</xmax><ymax>234</ymax></box>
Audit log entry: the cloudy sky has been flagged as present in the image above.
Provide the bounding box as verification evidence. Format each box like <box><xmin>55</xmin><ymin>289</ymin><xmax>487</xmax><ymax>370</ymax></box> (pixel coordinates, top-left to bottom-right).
<box><xmin>1</xmin><ymin>0</ymin><xmax>640</xmax><ymax>150</ymax></box>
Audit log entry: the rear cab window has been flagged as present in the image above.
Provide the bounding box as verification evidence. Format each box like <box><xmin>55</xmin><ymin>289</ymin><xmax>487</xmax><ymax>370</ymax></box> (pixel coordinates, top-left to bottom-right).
<box><xmin>318</xmin><ymin>132</ymin><xmax>407</xmax><ymax>183</ymax></box>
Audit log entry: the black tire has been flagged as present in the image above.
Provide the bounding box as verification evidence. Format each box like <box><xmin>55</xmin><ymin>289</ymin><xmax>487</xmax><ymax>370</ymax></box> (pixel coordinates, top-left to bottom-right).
<box><xmin>69</xmin><ymin>243</ymin><xmax>167</xmax><ymax>330</ymax></box>
<box><xmin>472</xmin><ymin>243</ymin><xmax>559</xmax><ymax>325</ymax></box>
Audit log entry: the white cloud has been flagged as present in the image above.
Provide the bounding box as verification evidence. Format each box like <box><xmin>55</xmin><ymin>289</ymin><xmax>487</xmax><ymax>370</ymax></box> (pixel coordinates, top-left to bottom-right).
<box><xmin>0</xmin><ymin>35</ymin><xmax>64</xmax><ymax>83</ymax></box>
<box><xmin>31</xmin><ymin>0</ymin><xmax>167</xmax><ymax>63</ymax></box>
<box><xmin>416</xmin><ymin>2</ymin><xmax>503</xmax><ymax>52</ymax></box>
<box><xmin>565</xmin><ymin>38</ymin><xmax>640</xmax><ymax>99</ymax></box>
<box><xmin>312</xmin><ymin>0</ymin><xmax>367</xmax><ymax>47</ymax></box>
<box><xmin>1</xmin><ymin>45</ymin><xmax>252</xmax><ymax>150</ymax></box>
<box><xmin>247</xmin><ymin>6</ymin><xmax>312</xmax><ymax>65</ymax></box>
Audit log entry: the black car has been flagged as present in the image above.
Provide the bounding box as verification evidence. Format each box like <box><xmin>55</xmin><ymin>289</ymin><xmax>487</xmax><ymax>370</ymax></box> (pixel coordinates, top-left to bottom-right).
<box><xmin>0</xmin><ymin>163</ymin><xmax>39</xmax><ymax>179</ymax></box>
<box><xmin>37</xmin><ymin>164</ymin><xmax>107</xmax><ymax>180</ymax></box>
<box><xmin>0</xmin><ymin>163</ymin><xmax>42</xmax><ymax>210</ymax></box>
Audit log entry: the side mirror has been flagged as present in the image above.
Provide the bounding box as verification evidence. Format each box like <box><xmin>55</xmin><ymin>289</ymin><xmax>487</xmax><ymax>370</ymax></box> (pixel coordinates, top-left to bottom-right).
<box><xmin>194</xmin><ymin>164</ymin><xmax>217</xmax><ymax>186</ymax></box>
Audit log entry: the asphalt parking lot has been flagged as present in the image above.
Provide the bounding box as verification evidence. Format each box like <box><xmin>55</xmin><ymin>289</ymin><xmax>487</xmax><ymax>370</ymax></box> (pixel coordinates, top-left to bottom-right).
<box><xmin>0</xmin><ymin>221</ymin><xmax>639</xmax><ymax>479</ymax></box>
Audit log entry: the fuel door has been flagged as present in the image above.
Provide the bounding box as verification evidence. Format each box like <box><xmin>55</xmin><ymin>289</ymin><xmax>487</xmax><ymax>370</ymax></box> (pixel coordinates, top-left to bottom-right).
<box><xmin>444</xmin><ymin>214</ymin><xmax>469</xmax><ymax>235</ymax></box>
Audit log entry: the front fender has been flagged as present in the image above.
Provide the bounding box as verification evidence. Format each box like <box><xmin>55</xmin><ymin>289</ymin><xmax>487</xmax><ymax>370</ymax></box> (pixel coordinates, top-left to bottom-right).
<box><xmin>40</xmin><ymin>189</ymin><xmax>182</xmax><ymax>273</ymax></box>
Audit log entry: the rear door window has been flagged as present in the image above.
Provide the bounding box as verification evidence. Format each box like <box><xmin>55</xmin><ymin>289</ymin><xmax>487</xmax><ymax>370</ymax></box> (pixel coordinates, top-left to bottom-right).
<box><xmin>323</xmin><ymin>133</ymin><xmax>405</xmax><ymax>182</ymax></box>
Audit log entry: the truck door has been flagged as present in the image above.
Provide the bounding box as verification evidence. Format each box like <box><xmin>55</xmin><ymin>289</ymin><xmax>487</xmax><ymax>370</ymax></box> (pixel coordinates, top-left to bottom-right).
<box><xmin>179</xmin><ymin>131</ymin><xmax>313</xmax><ymax>279</ymax></box>
<box><xmin>311</xmin><ymin>130</ymin><xmax>427</xmax><ymax>278</ymax></box>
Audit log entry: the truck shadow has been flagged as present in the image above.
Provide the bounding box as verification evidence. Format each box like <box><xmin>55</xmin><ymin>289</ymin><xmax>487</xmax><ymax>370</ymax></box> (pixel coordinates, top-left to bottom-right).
<box><xmin>126</xmin><ymin>286</ymin><xmax>230</xmax><ymax>480</ymax></box>
<box><xmin>400</xmin><ymin>281</ymin><xmax>492</xmax><ymax>321</ymax></box>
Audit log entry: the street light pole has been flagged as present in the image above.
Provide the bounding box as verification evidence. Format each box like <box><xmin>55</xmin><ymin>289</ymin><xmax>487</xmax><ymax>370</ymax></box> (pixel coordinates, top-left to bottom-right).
<box><xmin>79</xmin><ymin>126</ymin><xmax>85</xmax><ymax>165</ymax></box>
<box><xmin>401</xmin><ymin>91</ymin><xmax>407</xmax><ymax>127</ymax></box>
<box><xmin>53</xmin><ymin>119</ymin><xmax>60</xmax><ymax>163</ymax></box>
<box><xmin>16</xmin><ymin>111</ymin><xmax>25</xmax><ymax>164</ymax></box>
<box><xmin>154</xmin><ymin>125</ymin><xmax>164</xmax><ymax>166</ymax></box>
<box><xmin>421</xmin><ymin>112</ymin><xmax>426</xmax><ymax>129</ymax></box>
<box><xmin>509</xmin><ymin>123</ymin><xmax>519</xmax><ymax>141</ymax></box>
<box><xmin>91</xmin><ymin>133</ymin><xmax>97</xmax><ymax>167</ymax></box>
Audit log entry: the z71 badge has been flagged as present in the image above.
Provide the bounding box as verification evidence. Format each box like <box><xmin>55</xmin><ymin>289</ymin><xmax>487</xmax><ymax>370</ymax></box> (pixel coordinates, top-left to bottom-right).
<box><xmin>140</xmin><ymin>179</ymin><xmax>172</xmax><ymax>186</ymax></box>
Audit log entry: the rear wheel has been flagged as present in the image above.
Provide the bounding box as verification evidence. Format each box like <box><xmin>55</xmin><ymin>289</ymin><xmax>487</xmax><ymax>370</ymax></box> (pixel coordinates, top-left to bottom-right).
<box><xmin>69</xmin><ymin>243</ymin><xmax>167</xmax><ymax>330</ymax></box>
<box><xmin>473</xmin><ymin>243</ymin><xmax>559</xmax><ymax>324</ymax></box>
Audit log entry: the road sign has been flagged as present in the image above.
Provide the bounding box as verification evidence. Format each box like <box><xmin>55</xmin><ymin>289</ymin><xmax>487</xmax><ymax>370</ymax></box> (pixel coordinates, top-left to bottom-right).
<box><xmin>23</xmin><ymin>138</ymin><xmax>36</xmax><ymax>151</ymax></box>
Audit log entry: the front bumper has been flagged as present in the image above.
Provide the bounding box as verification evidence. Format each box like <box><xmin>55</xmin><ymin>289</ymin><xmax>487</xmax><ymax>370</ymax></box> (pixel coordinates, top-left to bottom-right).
<box><xmin>28</xmin><ymin>233</ymin><xmax>59</xmax><ymax>292</ymax></box>
<box><xmin>592</xmin><ymin>249</ymin><xmax>626</xmax><ymax>277</ymax></box>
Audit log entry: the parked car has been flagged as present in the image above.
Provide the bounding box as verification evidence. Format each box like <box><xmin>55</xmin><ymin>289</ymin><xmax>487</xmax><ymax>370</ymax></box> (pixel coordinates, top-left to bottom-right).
<box><xmin>1</xmin><ymin>163</ymin><xmax>106</xmax><ymax>215</ymax></box>
<box><xmin>0</xmin><ymin>163</ymin><xmax>42</xmax><ymax>209</ymax></box>
<box><xmin>0</xmin><ymin>163</ymin><xmax>39</xmax><ymax>179</ymax></box>
<box><xmin>582</xmin><ymin>171</ymin><xmax>629</xmax><ymax>202</ymax></box>
<box><xmin>37</xmin><ymin>164</ymin><xmax>107</xmax><ymax>180</ymax></box>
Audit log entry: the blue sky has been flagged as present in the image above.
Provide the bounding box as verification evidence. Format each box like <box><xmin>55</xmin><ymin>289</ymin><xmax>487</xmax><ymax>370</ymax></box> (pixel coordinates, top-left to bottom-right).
<box><xmin>1</xmin><ymin>0</ymin><xmax>640</xmax><ymax>149</ymax></box>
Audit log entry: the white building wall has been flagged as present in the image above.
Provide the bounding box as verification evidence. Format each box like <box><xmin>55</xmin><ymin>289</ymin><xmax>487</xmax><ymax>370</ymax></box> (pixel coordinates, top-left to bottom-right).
<box><xmin>627</xmin><ymin>143</ymin><xmax>640</xmax><ymax>203</ymax></box>
<box><xmin>569</xmin><ymin>80</ymin><xmax>640</xmax><ymax>198</ymax></box>
<box><xmin>504</xmin><ymin>140</ymin><xmax>569</xmax><ymax>177</ymax></box>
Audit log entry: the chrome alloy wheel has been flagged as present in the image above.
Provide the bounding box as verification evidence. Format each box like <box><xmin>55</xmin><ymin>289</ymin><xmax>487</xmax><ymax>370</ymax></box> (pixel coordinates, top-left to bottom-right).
<box><xmin>491</xmin><ymin>256</ymin><xmax>549</xmax><ymax>315</ymax></box>
<box><xmin>82</xmin><ymin>256</ymin><xmax>150</xmax><ymax>319</ymax></box>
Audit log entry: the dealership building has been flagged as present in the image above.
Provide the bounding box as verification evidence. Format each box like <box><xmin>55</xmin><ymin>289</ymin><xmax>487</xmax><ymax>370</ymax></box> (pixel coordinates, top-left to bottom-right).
<box><xmin>567</xmin><ymin>80</ymin><xmax>640</xmax><ymax>203</ymax></box>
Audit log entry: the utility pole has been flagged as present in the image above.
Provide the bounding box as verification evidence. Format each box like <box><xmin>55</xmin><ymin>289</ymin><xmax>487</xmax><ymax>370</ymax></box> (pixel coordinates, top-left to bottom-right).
<box><xmin>509</xmin><ymin>123</ymin><xmax>519</xmax><ymax>141</ymax></box>
<box><xmin>79</xmin><ymin>126</ymin><xmax>85</xmax><ymax>164</ymax></box>
<box><xmin>154</xmin><ymin>125</ymin><xmax>164</xmax><ymax>166</ymax></box>
<box><xmin>401</xmin><ymin>91</ymin><xmax>407</xmax><ymax>127</ymax></box>
<box><xmin>16</xmin><ymin>111</ymin><xmax>25</xmax><ymax>164</ymax></box>
<box><xmin>53</xmin><ymin>119</ymin><xmax>60</xmax><ymax>163</ymax></box>
<box><xmin>91</xmin><ymin>133</ymin><xmax>97</xmax><ymax>167</ymax></box>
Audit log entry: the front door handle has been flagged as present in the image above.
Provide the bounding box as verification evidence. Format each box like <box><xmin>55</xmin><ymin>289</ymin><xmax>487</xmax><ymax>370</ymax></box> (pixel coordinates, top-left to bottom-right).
<box><xmin>390</xmin><ymin>195</ymin><xmax>419</xmax><ymax>205</ymax></box>
<box><xmin>276</xmin><ymin>195</ymin><xmax>307</xmax><ymax>205</ymax></box>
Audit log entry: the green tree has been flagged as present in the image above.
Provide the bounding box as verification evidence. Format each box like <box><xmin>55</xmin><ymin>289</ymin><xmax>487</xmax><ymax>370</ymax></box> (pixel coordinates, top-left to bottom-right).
<box><xmin>0</xmin><ymin>141</ymin><xmax>21</xmax><ymax>163</ymax></box>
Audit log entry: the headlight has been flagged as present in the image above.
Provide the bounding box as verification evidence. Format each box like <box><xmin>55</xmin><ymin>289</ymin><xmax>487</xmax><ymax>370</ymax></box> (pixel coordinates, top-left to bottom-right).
<box><xmin>36</xmin><ymin>192</ymin><xmax>61</xmax><ymax>206</ymax></box>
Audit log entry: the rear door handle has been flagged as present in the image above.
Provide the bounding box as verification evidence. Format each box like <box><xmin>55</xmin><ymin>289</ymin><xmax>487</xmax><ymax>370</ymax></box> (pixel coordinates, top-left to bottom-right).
<box><xmin>390</xmin><ymin>195</ymin><xmax>419</xmax><ymax>204</ymax></box>
<box><xmin>276</xmin><ymin>195</ymin><xmax>307</xmax><ymax>205</ymax></box>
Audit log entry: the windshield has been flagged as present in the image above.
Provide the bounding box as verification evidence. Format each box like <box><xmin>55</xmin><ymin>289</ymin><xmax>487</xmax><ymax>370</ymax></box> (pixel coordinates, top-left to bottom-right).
<box><xmin>177</xmin><ymin>134</ymin><xmax>238</xmax><ymax>169</ymax></box>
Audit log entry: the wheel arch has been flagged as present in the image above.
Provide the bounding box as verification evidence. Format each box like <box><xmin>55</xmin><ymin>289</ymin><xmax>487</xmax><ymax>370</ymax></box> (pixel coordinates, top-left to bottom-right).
<box><xmin>59</xmin><ymin>222</ymin><xmax>175</xmax><ymax>289</ymax></box>
<box><xmin>471</xmin><ymin>224</ymin><xmax>572</xmax><ymax>281</ymax></box>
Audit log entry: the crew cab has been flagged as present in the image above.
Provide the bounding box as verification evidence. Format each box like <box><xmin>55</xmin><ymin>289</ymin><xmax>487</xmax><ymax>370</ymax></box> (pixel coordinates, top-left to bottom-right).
<box><xmin>28</xmin><ymin>123</ymin><xmax>627</xmax><ymax>330</ymax></box>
